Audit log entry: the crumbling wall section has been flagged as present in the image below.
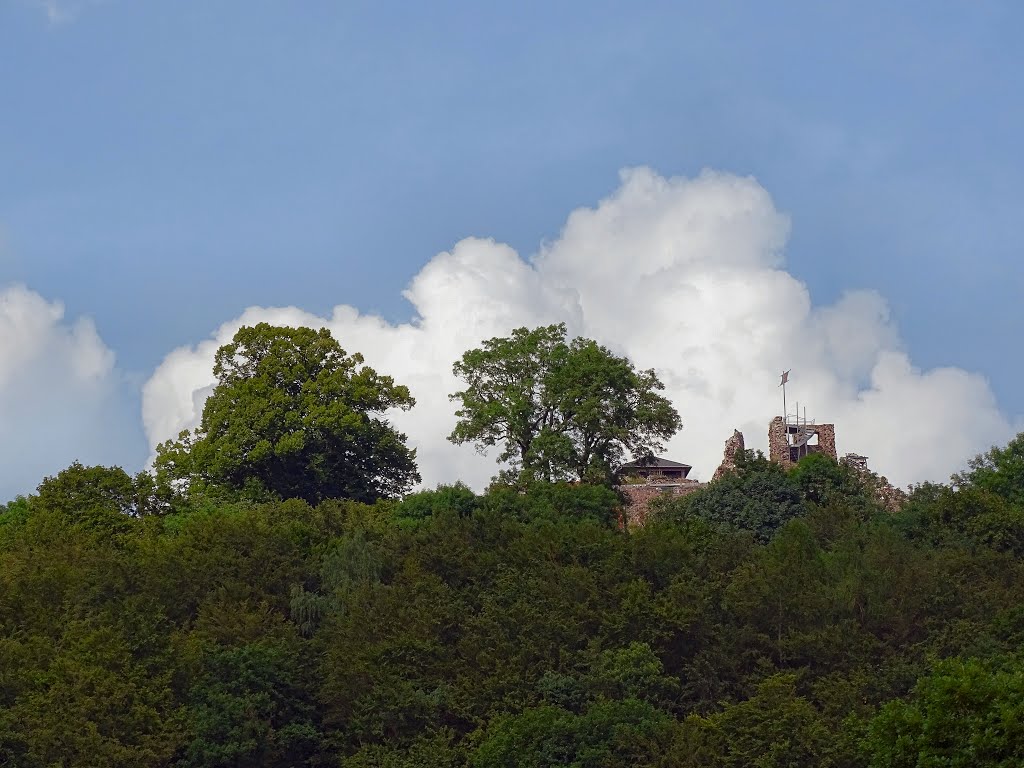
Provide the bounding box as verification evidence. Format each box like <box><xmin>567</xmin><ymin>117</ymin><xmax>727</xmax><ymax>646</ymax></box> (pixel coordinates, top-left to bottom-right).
<box><xmin>841</xmin><ymin>453</ymin><xmax>907</xmax><ymax>513</ymax></box>
<box><xmin>816</xmin><ymin>423</ymin><xmax>837</xmax><ymax>462</ymax></box>
<box><xmin>869</xmin><ymin>476</ymin><xmax>907</xmax><ymax>513</ymax></box>
<box><xmin>619</xmin><ymin>481</ymin><xmax>702</xmax><ymax>526</ymax></box>
<box><xmin>713</xmin><ymin>429</ymin><xmax>746</xmax><ymax>480</ymax></box>
<box><xmin>768</xmin><ymin>416</ymin><xmax>790</xmax><ymax>466</ymax></box>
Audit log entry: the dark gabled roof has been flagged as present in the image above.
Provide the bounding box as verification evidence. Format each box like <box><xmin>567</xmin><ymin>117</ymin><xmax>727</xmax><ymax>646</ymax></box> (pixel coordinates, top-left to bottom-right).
<box><xmin>620</xmin><ymin>457</ymin><xmax>692</xmax><ymax>471</ymax></box>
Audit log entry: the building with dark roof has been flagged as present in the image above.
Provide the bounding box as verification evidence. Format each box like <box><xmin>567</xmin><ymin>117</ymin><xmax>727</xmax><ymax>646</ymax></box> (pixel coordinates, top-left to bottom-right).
<box><xmin>617</xmin><ymin>456</ymin><xmax>701</xmax><ymax>527</ymax></box>
<box><xmin>618</xmin><ymin>457</ymin><xmax>692</xmax><ymax>482</ymax></box>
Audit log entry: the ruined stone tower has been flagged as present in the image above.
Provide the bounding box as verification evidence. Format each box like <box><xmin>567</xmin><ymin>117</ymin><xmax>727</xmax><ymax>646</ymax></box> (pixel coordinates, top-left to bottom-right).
<box><xmin>767</xmin><ymin>416</ymin><xmax>837</xmax><ymax>469</ymax></box>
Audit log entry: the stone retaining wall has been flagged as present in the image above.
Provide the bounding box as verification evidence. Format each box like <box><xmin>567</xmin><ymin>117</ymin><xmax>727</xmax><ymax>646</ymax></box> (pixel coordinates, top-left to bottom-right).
<box><xmin>619</xmin><ymin>481</ymin><xmax>703</xmax><ymax>526</ymax></box>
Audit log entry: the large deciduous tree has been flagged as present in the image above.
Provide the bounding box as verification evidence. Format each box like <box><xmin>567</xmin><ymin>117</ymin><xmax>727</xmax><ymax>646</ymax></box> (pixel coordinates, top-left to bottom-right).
<box><xmin>448</xmin><ymin>324</ymin><xmax>681</xmax><ymax>484</ymax></box>
<box><xmin>155</xmin><ymin>324</ymin><xmax>419</xmax><ymax>505</ymax></box>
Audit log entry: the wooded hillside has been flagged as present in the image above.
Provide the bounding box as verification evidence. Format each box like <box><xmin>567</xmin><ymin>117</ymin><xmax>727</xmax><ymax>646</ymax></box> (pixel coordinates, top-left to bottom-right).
<box><xmin>3</xmin><ymin>324</ymin><xmax>1023</xmax><ymax>766</ymax></box>
<box><xmin>3</xmin><ymin>449</ymin><xmax>1024</xmax><ymax>766</ymax></box>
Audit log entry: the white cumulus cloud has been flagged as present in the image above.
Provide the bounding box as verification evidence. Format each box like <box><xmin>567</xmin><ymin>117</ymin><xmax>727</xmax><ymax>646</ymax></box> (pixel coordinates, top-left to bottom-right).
<box><xmin>141</xmin><ymin>168</ymin><xmax>1018</xmax><ymax>489</ymax></box>
<box><xmin>0</xmin><ymin>285</ymin><xmax>145</xmax><ymax>500</ymax></box>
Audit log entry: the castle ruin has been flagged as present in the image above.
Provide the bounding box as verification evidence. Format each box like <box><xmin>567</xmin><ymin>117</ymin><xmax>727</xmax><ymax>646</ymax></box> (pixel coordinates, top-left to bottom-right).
<box><xmin>619</xmin><ymin>408</ymin><xmax>902</xmax><ymax>524</ymax></box>
<box><xmin>767</xmin><ymin>415</ymin><xmax>837</xmax><ymax>468</ymax></box>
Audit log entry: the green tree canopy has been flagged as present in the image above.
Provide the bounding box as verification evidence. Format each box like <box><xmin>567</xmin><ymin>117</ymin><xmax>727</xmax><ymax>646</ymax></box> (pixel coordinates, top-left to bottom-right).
<box><xmin>34</xmin><ymin>461</ymin><xmax>163</xmax><ymax>519</ymax></box>
<box><xmin>675</xmin><ymin>674</ymin><xmax>839</xmax><ymax>768</ymax></box>
<box><xmin>659</xmin><ymin>450</ymin><xmax>805</xmax><ymax>543</ymax></box>
<box><xmin>6</xmin><ymin>451</ymin><xmax>1024</xmax><ymax>765</ymax></box>
<box><xmin>155</xmin><ymin>324</ymin><xmax>419</xmax><ymax>505</ymax></box>
<box><xmin>864</xmin><ymin>657</ymin><xmax>1024</xmax><ymax>767</ymax></box>
<box><xmin>469</xmin><ymin>699</ymin><xmax>674</xmax><ymax>768</ymax></box>
<box><xmin>448</xmin><ymin>324</ymin><xmax>681</xmax><ymax>484</ymax></box>
<box><xmin>955</xmin><ymin>431</ymin><xmax>1024</xmax><ymax>506</ymax></box>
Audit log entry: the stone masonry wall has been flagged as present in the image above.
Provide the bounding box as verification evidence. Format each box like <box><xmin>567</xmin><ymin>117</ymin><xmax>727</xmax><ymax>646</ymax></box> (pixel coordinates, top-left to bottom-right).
<box><xmin>816</xmin><ymin>423</ymin><xmax>837</xmax><ymax>462</ymax></box>
<box><xmin>768</xmin><ymin>416</ymin><xmax>790</xmax><ymax>466</ymax></box>
<box><xmin>619</xmin><ymin>481</ymin><xmax>702</xmax><ymax>526</ymax></box>
<box><xmin>768</xmin><ymin>416</ymin><xmax>837</xmax><ymax>469</ymax></box>
<box><xmin>841</xmin><ymin>453</ymin><xmax>907</xmax><ymax>513</ymax></box>
<box><xmin>713</xmin><ymin>429</ymin><xmax>745</xmax><ymax>480</ymax></box>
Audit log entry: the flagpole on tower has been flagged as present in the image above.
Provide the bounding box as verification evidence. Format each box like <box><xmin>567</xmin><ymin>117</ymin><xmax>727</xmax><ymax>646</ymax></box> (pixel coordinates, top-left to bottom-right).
<box><xmin>780</xmin><ymin>370</ymin><xmax>790</xmax><ymax>425</ymax></box>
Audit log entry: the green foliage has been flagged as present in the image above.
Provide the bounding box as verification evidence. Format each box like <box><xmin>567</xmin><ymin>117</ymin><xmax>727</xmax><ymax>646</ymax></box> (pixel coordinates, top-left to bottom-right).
<box><xmin>392</xmin><ymin>483</ymin><xmax>478</xmax><ymax>527</ymax></box>
<box><xmin>177</xmin><ymin>638</ymin><xmax>321</xmax><ymax>767</ymax></box>
<box><xmin>469</xmin><ymin>699</ymin><xmax>674</xmax><ymax>768</ymax></box>
<box><xmin>481</xmin><ymin>481</ymin><xmax>622</xmax><ymax>526</ymax></box>
<box><xmin>449</xmin><ymin>323</ymin><xmax>681</xmax><ymax>484</ymax></box>
<box><xmin>790</xmin><ymin>453</ymin><xmax>849</xmax><ymax>504</ymax></box>
<box><xmin>289</xmin><ymin>528</ymin><xmax>385</xmax><ymax>636</ymax></box>
<box><xmin>675</xmin><ymin>674</ymin><xmax>842</xmax><ymax>768</ymax></box>
<box><xmin>6</xmin><ymin>432</ymin><xmax>1024</xmax><ymax>765</ymax></box>
<box><xmin>723</xmin><ymin>520</ymin><xmax>833</xmax><ymax>667</ymax></box>
<box><xmin>789</xmin><ymin>453</ymin><xmax>879</xmax><ymax>515</ymax></box>
<box><xmin>662</xmin><ymin>450</ymin><xmax>806</xmax><ymax>542</ymax></box>
<box><xmin>864</xmin><ymin>657</ymin><xmax>1024</xmax><ymax>767</ymax></box>
<box><xmin>36</xmin><ymin>461</ymin><xmax>138</xmax><ymax>513</ymax></box>
<box><xmin>0</xmin><ymin>495</ymin><xmax>31</xmax><ymax>527</ymax></box>
<box><xmin>894</xmin><ymin>483</ymin><xmax>1024</xmax><ymax>556</ymax></box>
<box><xmin>584</xmin><ymin>641</ymin><xmax>681</xmax><ymax>706</ymax></box>
<box><xmin>155</xmin><ymin>323</ymin><xmax>419</xmax><ymax>505</ymax></box>
<box><xmin>340</xmin><ymin>730</ymin><xmax>463</xmax><ymax>767</ymax></box>
<box><xmin>955</xmin><ymin>431</ymin><xmax>1024</xmax><ymax>506</ymax></box>
<box><xmin>32</xmin><ymin>461</ymin><xmax>165</xmax><ymax>532</ymax></box>
<box><xmin>0</xmin><ymin>622</ymin><xmax>184</xmax><ymax>767</ymax></box>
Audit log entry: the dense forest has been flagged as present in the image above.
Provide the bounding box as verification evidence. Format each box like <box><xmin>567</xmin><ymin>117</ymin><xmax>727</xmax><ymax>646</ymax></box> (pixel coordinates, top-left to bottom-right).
<box><xmin>2</xmin><ymin>324</ymin><xmax>1024</xmax><ymax>767</ymax></box>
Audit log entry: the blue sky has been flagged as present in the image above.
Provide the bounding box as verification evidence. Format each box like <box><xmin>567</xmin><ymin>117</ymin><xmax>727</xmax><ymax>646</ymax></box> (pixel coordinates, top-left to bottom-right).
<box><xmin>1</xmin><ymin>1</ymin><xmax>1021</xmax><ymax>496</ymax></box>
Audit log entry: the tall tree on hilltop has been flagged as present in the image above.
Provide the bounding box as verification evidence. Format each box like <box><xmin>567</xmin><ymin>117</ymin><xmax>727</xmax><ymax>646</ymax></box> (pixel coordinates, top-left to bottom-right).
<box><xmin>448</xmin><ymin>324</ymin><xmax>681</xmax><ymax>484</ymax></box>
<box><xmin>155</xmin><ymin>323</ymin><xmax>419</xmax><ymax>505</ymax></box>
<box><xmin>36</xmin><ymin>461</ymin><xmax>161</xmax><ymax>519</ymax></box>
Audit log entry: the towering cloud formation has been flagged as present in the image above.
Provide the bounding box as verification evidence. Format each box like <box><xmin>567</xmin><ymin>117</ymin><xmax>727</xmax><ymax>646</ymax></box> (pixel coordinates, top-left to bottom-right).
<box><xmin>0</xmin><ymin>285</ymin><xmax>145</xmax><ymax>500</ymax></box>
<box><xmin>143</xmin><ymin>168</ymin><xmax>1015</xmax><ymax>489</ymax></box>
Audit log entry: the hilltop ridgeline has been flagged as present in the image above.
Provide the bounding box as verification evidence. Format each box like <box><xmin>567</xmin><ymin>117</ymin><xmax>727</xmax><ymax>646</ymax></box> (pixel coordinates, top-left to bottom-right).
<box><xmin>2</xmin><ymin>323</ymin><xmax>1024</xmax><ymax>766</ymax></box>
